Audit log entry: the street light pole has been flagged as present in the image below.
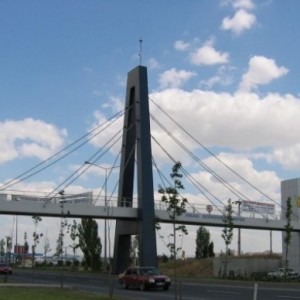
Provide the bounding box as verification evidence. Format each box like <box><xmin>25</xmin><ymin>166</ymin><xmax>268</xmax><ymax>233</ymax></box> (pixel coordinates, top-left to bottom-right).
<box><xmin>58</xmin><ymin>189</ymin><xmax>65</xmax><ymax>289</ymax></box>
<box><xmin>15</xmin><ymin>215</ymin><xmax>18</xmax><ymax>258</ymax></box>
<box><xmin>84</xmin><ymin>161</ymin><xmax>118</xmax><ymax>272</ymax></box>
<box><xmin>233</xmin><ymin>199</ymin><xmax>242</xmax><ymax>256</ymax></box>
<box><xmin>104</xmin><ymin>168</ymin><xmax>107</xmax><ymax>271</ymax></box>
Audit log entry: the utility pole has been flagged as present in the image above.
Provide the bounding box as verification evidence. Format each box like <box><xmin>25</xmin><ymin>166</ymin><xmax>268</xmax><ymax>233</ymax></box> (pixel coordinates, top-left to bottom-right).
<box><xmin>84</xmin><ymin>161</ymin><xmax>118</xmax><ymax>272</ymax></box>
<box><xmin>233</xmin><ymin>200</ymin><xmax>242</xmax><ymax>256</ymax></box>
<box><xmin>270</xmin><ymin>230</ymin><xmax>272</xmax><ymax>254</ymax></box>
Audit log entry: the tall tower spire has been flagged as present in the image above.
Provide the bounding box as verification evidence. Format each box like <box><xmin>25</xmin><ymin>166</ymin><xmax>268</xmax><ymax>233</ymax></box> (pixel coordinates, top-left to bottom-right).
<box><xmin>139</xmin><ymin>39</ymin><xmax>143</xmax><ymax>65</ymax></box>
<box><xmin>112</xmin><ymin>65</ymin><xmax>157</xmax><ymax>274</ymax></box>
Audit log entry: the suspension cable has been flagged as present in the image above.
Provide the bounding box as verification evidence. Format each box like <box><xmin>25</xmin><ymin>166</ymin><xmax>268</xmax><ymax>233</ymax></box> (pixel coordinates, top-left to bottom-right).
<box><xmin>150</xmin><ymin>97</ymin><xmax>282</xmax><ymax>209</ymax></box>
<box><xmin>0</xmin><ymin>109</ymin><xmax>124</xmax><ymax>191</ymax></box>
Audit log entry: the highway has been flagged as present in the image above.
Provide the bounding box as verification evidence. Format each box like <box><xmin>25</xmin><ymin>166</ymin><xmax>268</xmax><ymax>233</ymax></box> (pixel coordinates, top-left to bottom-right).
<box><xmin>5</xmin><ymin>269</ymin><xmax>300</xmax><ymax>300</ymax></box>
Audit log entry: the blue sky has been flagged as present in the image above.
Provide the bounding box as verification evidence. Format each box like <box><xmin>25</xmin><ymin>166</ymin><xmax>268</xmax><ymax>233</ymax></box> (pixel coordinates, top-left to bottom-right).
<box><xmin>0</xmin><ymin>0</ymin><xmax>299</xmax><ymax>257</ymax></box>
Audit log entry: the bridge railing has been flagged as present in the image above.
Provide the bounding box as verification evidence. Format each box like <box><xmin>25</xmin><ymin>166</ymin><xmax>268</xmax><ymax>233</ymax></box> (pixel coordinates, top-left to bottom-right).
<box><xmin>0</xmin><ymin>193</ymin><xmax>282</xmax><ymax>220</ymax></box>
<box><xmin>154</xmin><ymin>199</ymin><xmax>282</xmax><ymax>221</ymax></box>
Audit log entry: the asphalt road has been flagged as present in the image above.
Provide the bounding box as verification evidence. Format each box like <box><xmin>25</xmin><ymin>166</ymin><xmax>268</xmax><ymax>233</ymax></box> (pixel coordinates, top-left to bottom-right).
<box><xmin>4</xmin><ymin>269</ymin><xmax>300</xmax><ymax>300</ymax></box>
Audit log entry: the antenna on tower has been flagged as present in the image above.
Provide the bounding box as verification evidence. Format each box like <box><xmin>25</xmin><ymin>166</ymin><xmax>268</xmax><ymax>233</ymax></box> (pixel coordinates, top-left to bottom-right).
<box><xmin>139</xmin><ymin>39</ymin><xmax>143</xmax><ymax>65</ymax></box>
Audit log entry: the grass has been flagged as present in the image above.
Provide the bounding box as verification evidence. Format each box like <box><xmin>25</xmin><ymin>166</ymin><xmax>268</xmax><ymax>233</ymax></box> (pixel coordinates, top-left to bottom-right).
<box><xmin>159</xmin><ymin>258</ymin><xmax>213</xmax><ymax>278</ymax></box>
<box><xmin>0</xmin><ymin>287</ymin><xmax>121</xmax><ymax>300</ymax></box>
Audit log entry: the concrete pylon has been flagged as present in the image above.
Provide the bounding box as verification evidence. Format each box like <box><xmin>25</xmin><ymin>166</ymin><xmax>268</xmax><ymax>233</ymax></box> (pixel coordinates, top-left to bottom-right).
<box><xmin>112</xmin><ymin>66</ymin><xmax>157</xmax><ymax>274</ymax></box>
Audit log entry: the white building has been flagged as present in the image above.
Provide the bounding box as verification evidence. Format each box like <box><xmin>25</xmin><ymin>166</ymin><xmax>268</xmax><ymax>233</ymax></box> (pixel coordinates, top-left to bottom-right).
<box><xmin>281</xmin><ymin>178</ymin><xmax>300</xmax><ymax>272</ymax></box>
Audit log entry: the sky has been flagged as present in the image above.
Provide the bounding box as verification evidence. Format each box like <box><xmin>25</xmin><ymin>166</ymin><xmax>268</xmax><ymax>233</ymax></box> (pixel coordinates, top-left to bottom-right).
<box><xmin>0</xmin><ymin>0</ymin><xmax>300</xmax><ymax>259</ymax></box>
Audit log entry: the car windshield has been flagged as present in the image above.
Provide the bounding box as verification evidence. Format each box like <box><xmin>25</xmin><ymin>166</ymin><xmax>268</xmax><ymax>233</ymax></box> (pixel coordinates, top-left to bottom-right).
<box><xmin>139</xmin><ymin>267</ymin><xmax>160</xmax><ymax>275</ymax></box>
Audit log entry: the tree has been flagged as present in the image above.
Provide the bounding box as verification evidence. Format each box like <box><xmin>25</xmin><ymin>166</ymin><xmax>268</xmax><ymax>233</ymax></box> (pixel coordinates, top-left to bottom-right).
<box><xmin>32</xmin><ymin>215</ymin><xmax>43</xmax><ymax>263</ymax></box>
<box><xmin>158</xmin><ymin>161</ymin><xmax>188</xmax><ymax>300</ymax></box>
<box><xmin>221</xmin><ymin>198</ymin><xmax>234</xmax><ymax>277</ymax></box>
<box><xmin>55</xmin><ymin>228</ymin><xmax>64</xmax><ymax>260</ymax></box>
<box><xmin>158</xmin><ymin>162</ymin><xmax>188</xmax><ymax>259</ymax></box>
<box><xmin>24</xmin><ymin>232</ymin><xmax>29</xmax><ymax>254</ymax></box>
<box><xmin>0</xmin><ymin>239</ymin><xmax>5</xmax><ymax>256</ymax></box>
<box><xmin>208</xmin><ymin>241</ymin><xmax>215</xmax><ymax>258</ymax></box>
<box><xmin>5</xmin><ymin>236</ymin><xmax>12</xmax><ymax>262</ymax></box>
<box><xmin>67</xmin><ymin>220</ymin><xmax>79</xmax><ymax>263</ymax></box>
<box><xmin>284</xmin><ymin>197</ymin><xmax>293</xmax><ymax>276</ymax></box>
<box><xmin>195</xmin><ymin>226</ymin><xmax>214</xmax><ymax>259</ymax></box>
<box><xmin>130</xmin><ymin>235</ymin><xmax>139</xmax><ymax>266</ymax></box>
<box><xmin>78</xmin><ymin>218</ymin><xmax>102</xmax><ymax>271</ymax></box>
<box><xmin>43</xmin><ymin>233</ymin><xmax>51</xmax><ymax>261</ymax></box>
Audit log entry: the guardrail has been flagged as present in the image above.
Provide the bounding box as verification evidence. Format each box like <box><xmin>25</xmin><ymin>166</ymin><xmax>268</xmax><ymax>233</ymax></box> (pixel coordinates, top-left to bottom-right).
<box><xmin>0</xmin><ymin>192</ymin><xmax>283</xmax><ymax>221</ymax></box>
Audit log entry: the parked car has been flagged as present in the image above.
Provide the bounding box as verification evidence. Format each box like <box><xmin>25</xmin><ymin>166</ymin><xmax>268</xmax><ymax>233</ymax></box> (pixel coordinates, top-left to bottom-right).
<box><xmin>0</xmin><ymin>263</ymin><xmax>12</xmax><ymax>275</ymax></box>
<box><xmin>118</xmin><ymin>266</ymin><xmax>171</xmax><ymax>291</ymax></box>
<box><xmin>267</xmin><ymin>268</ymin><xmax>299</xmax><ymax>279</ymax></box>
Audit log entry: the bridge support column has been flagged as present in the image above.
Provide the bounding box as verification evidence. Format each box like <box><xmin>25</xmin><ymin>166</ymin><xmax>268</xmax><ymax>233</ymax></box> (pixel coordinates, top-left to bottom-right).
<box><xmin>112</xmin><ymin>66</ymin><xmax>157</xmax><ymax>274</ymax></box>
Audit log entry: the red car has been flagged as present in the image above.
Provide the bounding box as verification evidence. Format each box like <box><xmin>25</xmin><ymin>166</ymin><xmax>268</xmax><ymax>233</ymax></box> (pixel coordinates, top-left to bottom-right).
<box><xmin>0</xmin><ymin>263</ymin><xmax>12</xmax><ymax>275</ymax></box>
<box><xmin>119</xmin><ymin>266</ymin><xmax>171</xmax><ymax>291</ymax></box>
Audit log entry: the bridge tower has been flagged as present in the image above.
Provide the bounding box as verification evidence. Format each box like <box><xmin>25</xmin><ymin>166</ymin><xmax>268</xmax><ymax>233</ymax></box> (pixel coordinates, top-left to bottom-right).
<box><xmin>112</xmin><ymin>65</ymin><xmax>157</xmax><ymax>274</ymax></box>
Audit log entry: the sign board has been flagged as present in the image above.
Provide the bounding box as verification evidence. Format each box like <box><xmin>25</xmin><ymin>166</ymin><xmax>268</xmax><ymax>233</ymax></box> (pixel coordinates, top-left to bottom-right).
<box><xmin>241</xmin><ymin>200</ymin><xmax>275</xmax><ymax>215</ymax></box>
<box><xmin>59</xmin><ymin>192</ymin><xmax>93</xmax><ymax>205</ymax></box>
<box><xmin>206</xmin><ymin>204</ymin><xmax>213</xmax><ymax>214</ymax></box>
<box><xmin>12</xmin><ymin>192</ymin><xmax>93</xmax><ymax>205</ymax></box>
<box><xmin>12</xmin><ymin>194</ymin><xmax>48</xmax><ymax>203</ymax></box>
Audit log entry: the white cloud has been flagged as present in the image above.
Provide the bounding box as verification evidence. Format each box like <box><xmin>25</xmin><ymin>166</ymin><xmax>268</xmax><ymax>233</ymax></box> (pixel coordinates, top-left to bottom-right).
<box><xmin>189</xmin><ymin>43</ymin><xmax>229</xmax><ymax>66</ymax></box>
<box><xmin>147</xmin><ymin>57</ymin><xmax>160</xmax><ymax>70</ymax></box>
<box><xmin>200</xmin><ymin>66</ymin><xmax>235</xmax><ymax>88</ymax></box>
<box><xmin>266</xmin><ymin>144</ymin><xmax>300</xmax><ymax>171</ymax></box>
<box><xmin>174</xmin><ymin>40</ymin><xmax>190</xmax><ymax>51</ymax></box>
<box><xmin>158</xmin><ymin>68</ymin><xmax>197</xmax><ymax>89</ymax></box>
<box><xmin>88</xmin><ymin>110</ymin><xmax>123</xmax><ymax>154</ymax></box>
<box><xmin>149</xmin><ymin>89</ymin><xmax>300</xmax><ymax>170</ymax></box>
<box><xmin>233</xmin><ymin>0</ymin><xmax>255</xmax><ymax>10</ymax></box>
<box><xmin>239</xmin><ymin>56</ymin><xmax>289</xmax><ymax>92</ymax></box>
<box><xmin>196</xmin><ymin>152</ymin><xmax>280</xmax><ymax>203</ymax></box>
<box><xmin>0</xmin><ymin>118</ymin><xmax>67</xmax><ymax>163</ymax></box>
<box><xmin>221</xmin><ymin>9</ymin><xmax>256</xmax><ymax>35</ymax></box>
<box><xmin>102</xmin><ymin>96</ymin><xmax>124</xmax><ymax>112</ymax></box>
<box><xmin>221</xmin><ymin>0</ymin><xmax>255</xmax><ymax>10</ymax></box>
<box><xmin>200</xmin><ymin>76</ymin><xmax>224</xmax><ymax>89</ymax></box>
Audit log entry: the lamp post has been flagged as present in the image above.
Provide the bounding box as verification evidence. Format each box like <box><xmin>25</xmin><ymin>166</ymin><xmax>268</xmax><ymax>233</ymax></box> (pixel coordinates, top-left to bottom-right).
<box><xmin>233</xmin><ymin>199</ymin><xmax>242</xmax><ymax>256</ymax></box>
<box><xmin>84</xmin><ymin>161</ymin><xmax>118</xmax><ymax>272</ymax></box>
<box><xmin>58</xmin><ymin>189</ymin><xmax>65</xmax><ymax>289</ymax></box>
<box><xmin>13</xmin><ymin>198</ymin><xmax>20</xmax><ymax>261</ymax></box>
<box><xmin>15</xmin><ymin>215</ymin><xmax>18</xmax><ymax>258</ymax></box>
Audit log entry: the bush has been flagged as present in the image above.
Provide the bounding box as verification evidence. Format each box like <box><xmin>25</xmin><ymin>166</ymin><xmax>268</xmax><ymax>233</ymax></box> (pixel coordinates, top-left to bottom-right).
<box><xmin>73</xmin><ymin>260</ymin><xmax>80</xmax><ymax>267</ymax></box>
<box><xmin>65</xmin><ymin>260</ymin><xmax>72</xmax><ymax>267</ymax></box>
<box><xmin>251</xmin><ymin>272</ymin><xmax>268</xmax><ymax>281</ymax></box>
<box><xmin>157</xmin><ymin>254</ymin><xmax>169</xmax><ymax>263</ymax></box>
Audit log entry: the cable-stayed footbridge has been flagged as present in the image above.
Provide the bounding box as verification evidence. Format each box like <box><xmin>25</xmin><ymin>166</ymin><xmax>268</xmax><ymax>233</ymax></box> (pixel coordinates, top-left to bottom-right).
<box><xmin>0</xmin><ymin>65</ymin><xmax>298</xmax><ymax>274</ymax></box>
<box><xmin>0</xmin><ymin>192</ymin><xmax>295</xmax><ymax>232</ymax></box>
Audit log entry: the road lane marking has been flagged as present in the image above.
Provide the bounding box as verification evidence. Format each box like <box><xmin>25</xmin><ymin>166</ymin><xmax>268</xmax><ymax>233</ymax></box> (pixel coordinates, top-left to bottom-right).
<box><xmin>207</xmin><ymin>289</ymin><xmax>240</xmax><ymax>294</ymax></box>
<box><xmin>277</xmin><ymin>296</ymin><xmax>300</xmax><ymax>299</ymax></box>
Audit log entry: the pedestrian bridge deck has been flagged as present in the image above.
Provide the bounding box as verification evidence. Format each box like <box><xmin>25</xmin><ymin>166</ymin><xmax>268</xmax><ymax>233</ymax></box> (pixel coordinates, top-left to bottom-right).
<box><xmin>0</xmin><ymin>196</ymin><xmax>296</xmax><ymax>232</ymax></box>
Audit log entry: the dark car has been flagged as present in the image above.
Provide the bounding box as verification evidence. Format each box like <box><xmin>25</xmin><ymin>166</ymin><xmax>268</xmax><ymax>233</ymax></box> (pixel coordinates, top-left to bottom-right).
<box><xmin>0</xmin><ymin>263</ymin><xmax>12</xmax><ymax>275</ymax></box>
<box><xmin>118</xmin><ymin>266</ymin><xmax>171</xmax><ymax>291</ymax></box>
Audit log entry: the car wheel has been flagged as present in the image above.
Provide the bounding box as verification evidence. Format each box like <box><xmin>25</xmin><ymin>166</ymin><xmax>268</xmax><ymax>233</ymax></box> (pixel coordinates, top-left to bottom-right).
<box><xmin>122</xmin><ymin>281</ymin><xmax>128</xmax><ymax>289</ymax></box>
<box><xmin>140</xmin><ymin>282</ymin><xmax>147</xmax><ymax>291</ymax></box>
